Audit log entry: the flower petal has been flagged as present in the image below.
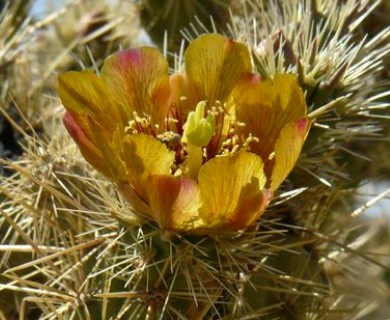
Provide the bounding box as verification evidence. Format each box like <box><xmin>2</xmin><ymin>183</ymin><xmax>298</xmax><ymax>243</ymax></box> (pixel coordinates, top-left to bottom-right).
<box><xmin>198</xmin><ymin>152</ymin><xmax>271</xmax><ymax>230</ymax></box>
<box><xmin>87</xmin><ymin>117</ymin><xmax>127</xmax><ymax>181</ymax></box>
<box><xmin>147</xmin><ymin>175</ymin><xmax>202</xmax><ymax>231</ymax></box>
<box><xmin>117</xmin><ymin>182</ymin><xmax>154</xmax><ymax>220</ymax></box>
<box><xmin>121</xmin><ymin>134</ymin><xmax>175</xmax><ymax>202</ymax></box>
<box><xmin>184</xmin><ymin>34</ymin><xmax>252</xmax><ymax>105</ymax></box>
<box><xmin>63</xmin><ymin>112</ymin><xmax>111</xmax><ymax>176</ymax></box>
<box><xmin>59</xmin><ymin>70</ymin><xmax>127</xmax><ymax>179</ymax></box>
<box><xmin>270</xmin><ymin>118</ymin><xmax>310</xmax><ymax>191</ymax></box>
<box><xmin>58</xmin><ymin>71</ymin><xmax>120</xmax><ymax>134</ymax></box>
<box><xmin>232</xmin><ymin>74</ymin><xmax>307</xmax><ymax>178</ymax></box>
<box><xmin>101</xmin><ymin>48</ymin><xmax>171</xmax><ymax>130</ymax></box>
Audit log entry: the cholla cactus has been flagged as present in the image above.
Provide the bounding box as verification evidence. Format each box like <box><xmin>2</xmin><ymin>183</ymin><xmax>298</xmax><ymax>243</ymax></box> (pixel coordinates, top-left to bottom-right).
<box><xmin>53</xmin><ymin>0</ymin><xmax>139</xmax><ymax>69</ymax></box>
<box><xmin>1</xmin><ymin>0</ymin><xmax>390</xmax><ymax>319</ymax></box>
<box><xmin>140</xmin><ymin>0</ymin><xmax>233</xmax><ymax>52</ymax></box>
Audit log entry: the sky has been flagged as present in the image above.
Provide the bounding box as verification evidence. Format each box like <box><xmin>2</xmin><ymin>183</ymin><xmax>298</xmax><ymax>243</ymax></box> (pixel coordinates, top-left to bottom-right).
<box><xmin>30</xmin><ymin>0</ymin><xmax>64</xmax><ymax>18</ymax></box>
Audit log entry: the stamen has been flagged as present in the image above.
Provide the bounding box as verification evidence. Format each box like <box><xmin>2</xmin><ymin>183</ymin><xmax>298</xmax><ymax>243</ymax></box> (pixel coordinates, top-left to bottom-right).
<box><xmin>125</xmin><ymin>112</ymin><xmax>156</xmax><ymax>135</ymax></box>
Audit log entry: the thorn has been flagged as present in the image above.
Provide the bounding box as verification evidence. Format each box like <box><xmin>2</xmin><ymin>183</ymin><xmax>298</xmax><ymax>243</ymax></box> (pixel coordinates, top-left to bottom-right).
<box><xmin>272</xmin><ymin>30</ymin><xmax>296</xmax><ymax>68</ymax></box>
<box><xmin>308</xmin><ymin>95</ymin><xmax>348</xmax><ymax>119</ymax></box>
<box><xmin>339</xmin><ymin>3</ymin><xmax>360</xmax><ymax>36</ymax></box>
<box><xmin>309</xmin><ymin>38</ymin><xmax>318</xmax><ymax>66</ymax></box>
<box><xmin>296</xmin><ymin>56</ymin><xmax>305</xmax><ymax>86</ymax></box>
<box><xmin>320</xmin><ymin>61</ymin><xmax>349</xmax><ymax>91</ymax></box>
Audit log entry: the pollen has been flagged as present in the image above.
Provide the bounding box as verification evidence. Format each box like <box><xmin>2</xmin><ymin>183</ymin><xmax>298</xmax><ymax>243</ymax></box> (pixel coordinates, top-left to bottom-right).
<box><xmin>125</xmin><ymin>112</ymin><xmax>156</xmax><ymax>135</ymax></box>
<box><xmin>268</xmin><ymin>151</ymin><xmax>275</xmax><ymax>160</ymax></box>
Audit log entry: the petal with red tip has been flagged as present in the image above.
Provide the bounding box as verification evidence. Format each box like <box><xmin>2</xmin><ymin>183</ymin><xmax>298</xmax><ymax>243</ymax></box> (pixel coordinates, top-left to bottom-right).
<box><xmin>198</xmin><ymin>152</ymin><xmax>270</xmax><ymax>230</ymax></box>
<box><xmin>63</xmin><ymin>112</ymin><xmax>110</xmax><ymax>176</ymax></box>
<box><xmin>232</xmin><ymin>74</ymin><xmax>307</xmax><ymax>178</ymax></box>
<box><xmin>147</xmin><ymin>175</ymin><xmax>201</xmax><ymax>231</ymax></box>
<box><xmin>101</xmin><ymin>48</ymin><xmax>171</xmax><ymax>130</ymax></box>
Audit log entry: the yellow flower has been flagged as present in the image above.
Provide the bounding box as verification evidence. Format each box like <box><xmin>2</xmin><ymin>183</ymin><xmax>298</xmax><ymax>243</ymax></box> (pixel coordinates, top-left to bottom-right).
<box><xmin>58</xmin><ymin>34</ymin><xmax>310</xmax><ymax>233</ymax></box>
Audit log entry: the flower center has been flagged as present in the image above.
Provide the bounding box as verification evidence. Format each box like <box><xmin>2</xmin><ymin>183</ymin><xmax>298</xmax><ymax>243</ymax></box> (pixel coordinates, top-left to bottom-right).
<box><xmin>125</xmin><ymin>102</ymin><xmax>259</xmax><ymax>180</ymax></box>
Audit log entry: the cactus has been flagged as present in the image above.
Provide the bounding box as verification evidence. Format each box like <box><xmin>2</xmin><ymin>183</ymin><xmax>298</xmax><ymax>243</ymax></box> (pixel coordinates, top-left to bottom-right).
<box><xmin>1</xmin><ymin>0</ymin><xmax>390</xmax><ymax>319</ymax></box>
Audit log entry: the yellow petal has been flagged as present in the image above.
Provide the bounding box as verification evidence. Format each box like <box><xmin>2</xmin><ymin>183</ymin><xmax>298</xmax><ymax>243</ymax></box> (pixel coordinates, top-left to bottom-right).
<box><xmin>270</xmin><ymin>118</ymin><xmax>310</xmax><ymax>191</ymax></box>
<box><xmin>88</xmin><ymin>117</ymin><xmax>127</xmax><ymax>181</ymax></box>
<box><xmin>198</xmin><ymin>152</ymin><xmax>271</xmax><ymax>230</ymax></box>
<box><xmin>59</xmin><ymin>70</ymin><xmax>127</xmax><ymax>179</ymax></box>
<box><xmin>232</xmin><ymin>74</ymin><xmax>307</xmax><ymax>177</ymax></box>
<box><xmin>184</xmin><ymin>34</ymin><xmax>253</xmax><ymax>105</ymax></box>
<box><xmin>121</xmin><ymin>134</ymin><xmax>175</xmax><ymax>202</ymax></box>
<box><xmin>119</xmin><ymin>135</ymin><xmax>201</xmax><ymax>231</ymax></box>
<box><xmin>58</xmin><ymin>71</ymin><xmax>119</xmax><ymax>133</ymax></box>
<box><xmin>101</xmin><ymin>48</ymin><xmax>171</xmax><ymax>131</ymax></box>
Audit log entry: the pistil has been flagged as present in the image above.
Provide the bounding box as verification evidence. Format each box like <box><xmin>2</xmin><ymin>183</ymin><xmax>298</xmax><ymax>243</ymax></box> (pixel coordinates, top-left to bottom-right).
<box><xmin>182</xmin><ymin>101</ymin><xmax>215</xmax><ymax>179</ymax></box>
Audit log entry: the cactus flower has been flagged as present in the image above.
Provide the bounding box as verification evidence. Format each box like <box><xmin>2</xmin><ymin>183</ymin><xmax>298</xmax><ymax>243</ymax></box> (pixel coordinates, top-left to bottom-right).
<box><xmin>58</xmin><ymin>34</ymin><xmax>310</xmax><ymax>233</ymax></box>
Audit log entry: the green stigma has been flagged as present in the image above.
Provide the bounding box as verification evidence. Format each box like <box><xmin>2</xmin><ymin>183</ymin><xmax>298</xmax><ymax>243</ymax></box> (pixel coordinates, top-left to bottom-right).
<box><xmin>182</xmin><ymin>101</ymin><xmax>215</xmax><ymax>179</ymax></box>
<box><xmin>182</xmin><ymin>101</ymin><xmax>215</xmax><ymax>147</ymax></box>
